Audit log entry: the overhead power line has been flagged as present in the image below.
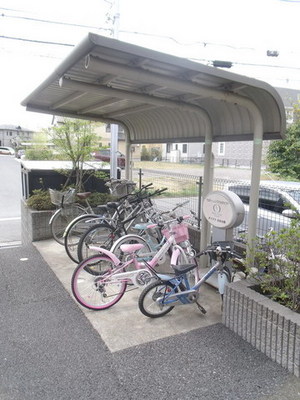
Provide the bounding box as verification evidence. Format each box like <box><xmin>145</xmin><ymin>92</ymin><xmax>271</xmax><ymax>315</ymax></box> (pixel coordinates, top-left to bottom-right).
<box><xmin>1</xmin><ymin>34</ymin><xmax>300</xmax><ymax>72</ymax></box>
<box><xmin>1</xmin><ymin>12</ymin><xmax>110</xmax><ymax>31</ymax></box>
<box><xmin>0</xmin><ymin>11</ymin><xmax>257</xmax><ymax>51</ymax></box>
<box><xmin>0</xmin><ymin>35</ymin><xmax>74</xmax><ymax>47</ymax></box>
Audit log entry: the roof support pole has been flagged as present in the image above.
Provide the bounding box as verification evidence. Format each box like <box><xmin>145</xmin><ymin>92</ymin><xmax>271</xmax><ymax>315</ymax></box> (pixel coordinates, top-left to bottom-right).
<box><xmin>228</xmin><ymin>96</ymin><xmax>263</xmax><ymax>258</ymax></box>
<box><xmin>125</xmin><ymin>139</ymin><xmax>132</xmax><ymax>180</ymax></box>
<box><xmin>198</xmin><ymin>95</ymin><xmax>263</xmax><ymax>261</ymax></box>
<box><xmin>200</xmin><ymin>131</ymin><xmax>213</xmax><ymax>255</ymax></box>
<box><xmin>247</xmin><ymin>110</ymin><xmax>264</xmax><ymax>258</ymax></box>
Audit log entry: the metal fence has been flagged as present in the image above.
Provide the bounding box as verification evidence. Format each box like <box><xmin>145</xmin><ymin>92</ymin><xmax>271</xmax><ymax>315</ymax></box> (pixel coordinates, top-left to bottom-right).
<box><xmin>132</xmin><ymin>167</ymin><xmax>299</xmax><ymax>240</ymax></box>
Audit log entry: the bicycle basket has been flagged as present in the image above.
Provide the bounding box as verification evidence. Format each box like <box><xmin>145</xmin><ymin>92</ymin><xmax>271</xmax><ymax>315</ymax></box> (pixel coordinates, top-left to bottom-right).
<box><xmin>49</xmin><ymin>188</ymin><xmax>76</xmax><ymax>206</ymax></box>
<box><xmin>162</xmin><ymin>223</ymin><xmax>189</xmax><ymax>244</ymax></box>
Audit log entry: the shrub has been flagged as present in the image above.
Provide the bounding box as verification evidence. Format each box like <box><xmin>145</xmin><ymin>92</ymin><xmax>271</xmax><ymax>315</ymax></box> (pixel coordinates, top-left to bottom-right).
<box><xmin>25</xmin><ymin>148</ymin><xmax>54</xmax><ymax>160</ymax></box>
<box><xmin>26</xmin><ymin>189</ymin><xmax>55</xmax><ymax>211</ymax></box>
<box><xmin>26</xmin><ymin>189</ymin><xmax>112</xmax><ymax>211</ymax></box>
<box><xmin>247</xmin><ymin>218</ymin><xmax>300</xmax><ymax>312</ymax></box>
<box><xmin>88</xmin><ymin>192</ymin><xmax>113</xmax><ymax>207</ymax></box>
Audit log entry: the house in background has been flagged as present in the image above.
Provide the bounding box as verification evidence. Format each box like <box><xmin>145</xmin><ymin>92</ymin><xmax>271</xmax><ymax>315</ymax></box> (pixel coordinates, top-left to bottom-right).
<box><xmin>0</xmin><ymin>125</ymin><xmax>34</xmax><ymax>148</ymax></box>
<box><xmin>161</xmin><ymin>87</ymin><xmax>300</xmax><ymax>167</ymax></box>
<box><xmin>95</xmin><ymin>123</ymin><xmax>141</xmax><ymax>161</ymax></box>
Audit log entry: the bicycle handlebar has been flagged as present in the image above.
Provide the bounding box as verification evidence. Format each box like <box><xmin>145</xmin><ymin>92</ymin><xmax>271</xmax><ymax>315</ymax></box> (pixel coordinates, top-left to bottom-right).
<box><xmin>197</xmin><ymin>241</ymin><xmax>239</xmax><ymax>259</ymax></box>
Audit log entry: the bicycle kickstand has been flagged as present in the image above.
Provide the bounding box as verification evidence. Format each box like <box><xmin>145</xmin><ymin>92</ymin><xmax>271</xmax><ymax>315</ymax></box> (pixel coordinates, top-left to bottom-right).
<box><xmin>195</xmin><ymin>301</ymin><xmax>207</xmax><ymax>314</ymax></box>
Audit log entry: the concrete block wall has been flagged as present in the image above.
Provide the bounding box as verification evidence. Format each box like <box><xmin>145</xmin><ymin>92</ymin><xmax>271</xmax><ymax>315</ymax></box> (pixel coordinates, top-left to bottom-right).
<box><xmin>223</xmin><ymin>279</ymin><xmax>300</xmax><ymax>377</ymax></box>
<box><xmin>21</xmin><ymin>199</ymin><xmax>53</xmax><ymax>245</ymax></box>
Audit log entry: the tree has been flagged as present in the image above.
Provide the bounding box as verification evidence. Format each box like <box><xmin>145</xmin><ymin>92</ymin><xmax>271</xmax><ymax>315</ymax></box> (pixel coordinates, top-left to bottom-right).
<box><xmin>24</xmin><ymin>131</ymin><xmax>53</xmax><ymax>160</ymax></box>
<box><xmin>266</xmin><ymin>119</ymin><xmax>300</xmax><ymax>180</ymax></box>
<box><xmin>49</xmin><ymin>118</ymin><xmax>99</xmax><ymax>191</ymax></box>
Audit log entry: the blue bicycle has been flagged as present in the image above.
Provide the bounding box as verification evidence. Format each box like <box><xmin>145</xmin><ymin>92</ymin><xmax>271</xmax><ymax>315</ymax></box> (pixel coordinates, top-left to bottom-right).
<box><xmin>138</xmin><ymin>241</ymin><xmax>237</xmax><ymax>318</ymax></box>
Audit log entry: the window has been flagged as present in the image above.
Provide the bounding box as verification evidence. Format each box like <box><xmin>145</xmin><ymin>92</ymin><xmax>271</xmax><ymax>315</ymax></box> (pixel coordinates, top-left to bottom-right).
<box><xmin>182</xmin><ymin>144</ymin><xmax>187</xmax><ymax>154</ymax></box>
<box><xmin>166</xmin><ymin>143</ymin><xmax>171</xmax><ymax>153</ymax></box>
<box><xmin>218</xmin><ymin>142</ymin><xmax>225</xmax><ymax>156</ymax></box>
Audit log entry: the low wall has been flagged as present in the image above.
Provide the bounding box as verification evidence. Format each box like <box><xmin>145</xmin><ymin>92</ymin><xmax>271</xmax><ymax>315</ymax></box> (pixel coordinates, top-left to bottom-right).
<box><xmin>223</xmin><ymin>279</ymin><xmax>300</xmax><ymax>377</ymax></box>
<box><xmin>21</xmin><ymin>199</ymin><xmax>53</xmax><ymax>245</ymax></box>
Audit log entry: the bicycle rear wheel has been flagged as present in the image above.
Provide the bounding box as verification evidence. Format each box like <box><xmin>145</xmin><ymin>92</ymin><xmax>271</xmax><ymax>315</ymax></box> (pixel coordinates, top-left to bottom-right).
<box><xmin>138</xmin><ymin>280</ymin><xmax>176</xmax><ymax>318</ymax></box>
<box><xmin>64</xmin><ymin>214</ymin><xmax>104</xmax><ymax>263</ymax></box>
<box><xmin>71</xmin><ymin>255</ymin><xmax>127</xmax><ymax>310</ymax></box>
<box><xmin>77</xmin><ymin>223</ymin><xmax>120</xmax><ymax>262</ymax></box>
<box><xmin>110</xmin><ymin>234</ymin><xmax>153</xmax><ymax>264</ymax></box>
<box><xmin>51</xmin><ymin>204</ymin><xmax>87</xmax><ymax>245</ymax></box>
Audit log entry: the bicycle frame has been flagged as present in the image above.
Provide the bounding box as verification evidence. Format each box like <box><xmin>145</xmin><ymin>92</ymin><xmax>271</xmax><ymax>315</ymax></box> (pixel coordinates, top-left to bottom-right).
<box><xmin>154</xmin><ymin>260</ymin><xmax>224</xmax><ymax>306</ymax></box>
<box><xmin>88</xmin><ymin>221</ymin><xmax>191</xmax><ymax>289</ymax></box>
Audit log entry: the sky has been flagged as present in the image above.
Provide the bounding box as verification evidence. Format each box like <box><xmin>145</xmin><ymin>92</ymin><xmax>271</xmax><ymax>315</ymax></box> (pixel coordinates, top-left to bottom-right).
<box><xmin>1</xmin><ymin>0</ymin><xmax>300</xmax><ymax>131</ymax></box>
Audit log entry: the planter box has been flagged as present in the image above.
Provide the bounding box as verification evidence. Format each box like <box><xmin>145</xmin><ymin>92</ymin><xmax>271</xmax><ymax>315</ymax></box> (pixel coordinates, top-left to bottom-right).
<box><xmin>21</xmin><ymin>199</ymin><xmax>54</xmax><ymax>244</ymax></box>
<box><xmin>223</xmin><ymin>279</ymin><xmax>300</xmax><ymax>377</ymax></box>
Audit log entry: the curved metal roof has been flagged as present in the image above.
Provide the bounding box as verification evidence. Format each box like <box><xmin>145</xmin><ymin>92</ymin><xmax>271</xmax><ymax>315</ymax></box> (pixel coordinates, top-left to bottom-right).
<box><xmin>22</xmin><ymin>33</ymin><xmax>285</xmax><ymax>144</ymax></box>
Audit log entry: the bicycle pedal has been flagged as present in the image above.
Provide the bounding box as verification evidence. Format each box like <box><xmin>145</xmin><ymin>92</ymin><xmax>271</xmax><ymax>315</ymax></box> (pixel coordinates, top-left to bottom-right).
<box><xmin>196</xmin><ymin>301</ymin><xmax>207</xmax><ymax>314</ymax></box>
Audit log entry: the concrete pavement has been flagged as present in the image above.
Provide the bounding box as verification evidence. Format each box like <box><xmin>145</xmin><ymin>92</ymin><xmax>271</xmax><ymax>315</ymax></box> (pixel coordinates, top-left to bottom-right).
<box><xmin>1</xmin><ymin>241</ymin><xmax>300</xmax><ymax>399</ymax></box>
<box><xmin>34</xmin><ymin>239</ymin><xmax>223</xmax><ymax>352</ymax></box>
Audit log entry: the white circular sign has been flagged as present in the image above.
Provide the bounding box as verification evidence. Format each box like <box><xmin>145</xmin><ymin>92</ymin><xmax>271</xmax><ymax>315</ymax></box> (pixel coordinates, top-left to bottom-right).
<box><xmin>202</xmin><ymin>190</ymin><xmax>245</xmax><ymax>229</ymax></box>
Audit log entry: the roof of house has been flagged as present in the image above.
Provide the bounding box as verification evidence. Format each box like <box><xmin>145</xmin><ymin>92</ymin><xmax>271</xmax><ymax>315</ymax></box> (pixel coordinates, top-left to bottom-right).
<box><xmin>22</xmin><ymin>33</ymin><xmax>286</xmax><ymax>144</ymax></box>
<box><xmin>0</xmin><ymin>125</ymin><xmax>32</xmax><ymax>132</ymax></box>
<box><xmin>274</xmin><ymin>87</ymin><xmax>300</xmax><ymax>108</ymax></box>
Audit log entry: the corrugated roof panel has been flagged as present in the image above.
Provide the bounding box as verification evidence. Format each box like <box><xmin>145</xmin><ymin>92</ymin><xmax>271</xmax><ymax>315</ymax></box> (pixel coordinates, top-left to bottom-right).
<box><xmin>22</xmin><ymin>32</ymin><xmax>286</xmax><ymax>144</ymax></box>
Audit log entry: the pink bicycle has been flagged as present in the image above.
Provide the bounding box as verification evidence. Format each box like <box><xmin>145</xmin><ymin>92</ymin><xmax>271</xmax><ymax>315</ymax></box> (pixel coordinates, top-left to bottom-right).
<box><xmin>71</xmin><ymin>216</ymin><xmax>196</xmax><ymax>310</ymax></box>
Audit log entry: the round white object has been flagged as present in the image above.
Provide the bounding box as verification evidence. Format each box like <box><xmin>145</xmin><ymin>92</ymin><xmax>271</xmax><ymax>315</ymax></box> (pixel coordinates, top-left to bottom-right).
<box><xmin>202</xmin><ymin>190</ymin><xmax>245</xmax><ymax>229</ymax></box>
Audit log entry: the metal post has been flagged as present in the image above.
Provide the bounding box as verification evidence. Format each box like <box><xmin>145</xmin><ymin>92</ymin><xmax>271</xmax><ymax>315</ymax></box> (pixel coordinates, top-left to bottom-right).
<box><xmin>197</xmin><ymin>176</ymin><xmax>202</xmax><ymax>229</ymax></box>
<box><xmin>138</xmin><ymin>168</ymin><xmax>143</xmax><ymax>190</ymax></box>
<box><xmin>110</xmin><ymin>124</ymin><xmax>118</xmax><ymax>179</ymax></box>
<box><xmin>109</xmin><ymin>0</ymin><xmax>120</xmax><ymax>180</ymax></box>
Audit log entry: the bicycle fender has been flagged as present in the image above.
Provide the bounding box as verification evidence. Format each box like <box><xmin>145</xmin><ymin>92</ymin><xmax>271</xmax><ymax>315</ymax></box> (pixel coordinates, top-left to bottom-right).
<box><xmin>49</xmin><ymin>209</ymin><xmax>60</xmax><ymax>225</ymax></box>
<box><xmin>170</xmin><ymin>247</ymin><xmax>188</xmax><ymax>265</ymax></box>
<box><xmin>88</xmin><ymin>246</ymin><xmax>121</xmax><ymax>265</ymax></box>
<box><xmin>110</xmin><ymin>234</ymin><xmax>146</xmax><ymax>251</ymax></box>
<box><xmin>157</xmin><ymin>273</ymin><xmax>174</xmax><ymax>281</ymax></box>
<box><xmin>63</xmin><ymin>213</ymin><xmax>97</xmax><ymax>237</ymax></box>
<box><xmin>218</xmin><ymin>272</ymin><xmax>229</xmax><ymax>295</ymax></box>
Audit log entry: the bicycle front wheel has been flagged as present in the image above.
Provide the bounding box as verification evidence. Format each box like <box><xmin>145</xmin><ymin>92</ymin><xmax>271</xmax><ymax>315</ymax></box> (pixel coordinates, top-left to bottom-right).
<box><xmin>71</xmin><ymin>255</ymin><xmax>127</xmax><ymax>310</ymax></box>
<box><xmin>77</xmin><ymin>223</ymin><xmax>120</xmax><ymax>262</ymax></box>
<box><xmin>51</xmin><ymin>204</ymin><xmax>87</xmax><ymax>245</ymax></box>
<box><xmin>64</xmin><ymin>214</ymin><xmax>104</xmax><ymax>263</ymax></box>
<box><xmin>138</xmin><ymin>280</ymin><xmax>176</xmax><ymax>318</ymax></box>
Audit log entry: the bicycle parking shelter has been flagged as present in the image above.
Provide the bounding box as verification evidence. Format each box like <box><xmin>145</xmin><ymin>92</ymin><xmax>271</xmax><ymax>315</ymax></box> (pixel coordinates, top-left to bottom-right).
<box><xmin>22</xmin><ymin>33</ymin><xmax>286</xmax><ymax>254</ymax></box>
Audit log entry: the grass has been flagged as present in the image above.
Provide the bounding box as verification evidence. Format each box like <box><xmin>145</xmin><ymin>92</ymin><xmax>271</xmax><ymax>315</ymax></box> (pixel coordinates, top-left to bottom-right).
<box><xmin>133</xmin><ymin>161</ymin><xmax>204</xmax><ymax>172</ymax></box>
<box><xmin>133</xmin><ymin>160</ymin><xmax>279</xmax><ymax>180</ymax></box>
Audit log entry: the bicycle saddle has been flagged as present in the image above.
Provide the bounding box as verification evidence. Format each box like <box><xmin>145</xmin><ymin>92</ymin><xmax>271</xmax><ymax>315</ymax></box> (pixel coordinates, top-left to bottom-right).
<box><xmin>76</xmin><ymin>192</ymin><xmax>92</xmax><ymax>199</ymax></box>
<box><xmin>106</xmin><ymin>202</ymin><xmax>119</xmax><ymax>209</ymax></box>
<box><xmin>171</xmin><ymin>263</ymin><xmax>197</xmax><ymax>276</ymax></box>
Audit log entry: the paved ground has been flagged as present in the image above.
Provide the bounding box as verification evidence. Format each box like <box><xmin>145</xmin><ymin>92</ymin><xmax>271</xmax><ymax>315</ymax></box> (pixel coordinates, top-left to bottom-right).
<box><xmin>1</xmin><ymin>241</ymin><xmax>300</xmax><ymax>399</ymax></box>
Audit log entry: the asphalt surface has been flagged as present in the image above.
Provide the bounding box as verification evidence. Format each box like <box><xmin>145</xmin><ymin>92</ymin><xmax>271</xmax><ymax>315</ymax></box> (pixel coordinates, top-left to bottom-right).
<box><xmin>1</xmin><ymin>243</ymin><xmax>300</xmax><ymax>400</ymax></box>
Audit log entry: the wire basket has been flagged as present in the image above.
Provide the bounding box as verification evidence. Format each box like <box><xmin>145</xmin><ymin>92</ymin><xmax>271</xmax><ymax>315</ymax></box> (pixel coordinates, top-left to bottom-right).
<box><xmin>106</xmin><ymin>179</ymin><xmax>136</xmax><ymax>197</ymax></box>
<box><xmin>49</xmin><ymin>188</ymin><xmax>76</xmax><ymax>206</ymax></box>
<box><xmin>162</xmin><ymin>223</ymin><xmax>189</xmax><ymax>244</ymax></box>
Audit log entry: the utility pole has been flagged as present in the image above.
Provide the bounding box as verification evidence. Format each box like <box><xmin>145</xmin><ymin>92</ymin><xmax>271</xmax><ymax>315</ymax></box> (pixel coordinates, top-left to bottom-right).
<box><xmin>109</xmin><ymin>0</ymin><xmax>120</xmax><ymax>179</ymax></box>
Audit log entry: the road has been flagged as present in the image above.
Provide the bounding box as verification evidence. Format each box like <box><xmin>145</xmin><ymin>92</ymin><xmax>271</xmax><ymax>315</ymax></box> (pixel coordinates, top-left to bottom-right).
<box><xmin>0</xmin><ymin>155</ymin><xmax>22</xmax><ymax>246</ymax></box>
